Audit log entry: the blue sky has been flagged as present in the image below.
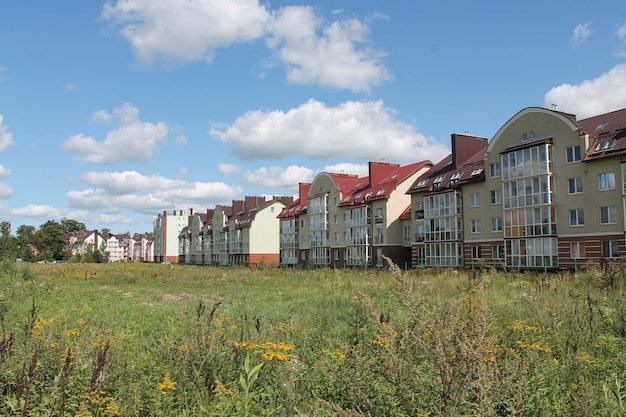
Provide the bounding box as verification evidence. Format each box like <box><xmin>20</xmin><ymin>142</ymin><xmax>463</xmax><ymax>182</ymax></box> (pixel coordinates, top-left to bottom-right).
<box><xmin>2</xmin><ymin>1</ymin><xmax>626</xmax><ymax>235</ymax></box>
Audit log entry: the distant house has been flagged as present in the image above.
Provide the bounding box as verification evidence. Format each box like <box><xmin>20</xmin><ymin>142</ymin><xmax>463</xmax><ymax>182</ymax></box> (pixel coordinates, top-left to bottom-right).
<box><xmin>65</xmin><ymin>230</ymin><xmax>107</xmax><ymax>255</ymax></box>
<box><xmin>105</xmin><ymin>233</ymin><xmax>131</xmax><ymax>262</ymax></box>
<box><xmin>131</xmin><ymin>233</ymin><xmax>153</xmax><ymax>262</ymax></box>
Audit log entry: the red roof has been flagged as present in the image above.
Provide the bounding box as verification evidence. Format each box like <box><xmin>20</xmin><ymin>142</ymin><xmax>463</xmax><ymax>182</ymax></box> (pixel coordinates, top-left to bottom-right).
<box><xmin>338</xmin><ymin>160</ymin><xmax>430</xmax><ymax>207</ymax></box>
<box><xmin>577</xmin><ymin>108</ymin><xmax>626</xmax><ymax>161</ymax></box>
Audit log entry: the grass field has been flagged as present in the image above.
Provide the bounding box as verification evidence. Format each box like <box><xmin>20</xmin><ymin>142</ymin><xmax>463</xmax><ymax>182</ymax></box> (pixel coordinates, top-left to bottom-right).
<box><xmin>1</xmin><ymin>260</ymin><xmax>626</xmax><ymax>416</ymax></box>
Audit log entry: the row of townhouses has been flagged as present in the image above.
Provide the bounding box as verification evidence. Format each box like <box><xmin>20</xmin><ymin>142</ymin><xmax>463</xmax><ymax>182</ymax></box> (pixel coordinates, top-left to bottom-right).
<box><xmin>154</xmin><ymin>106</ymin><xmax>626</xmax><ymax>270</ymax></box>
<box><xmin>65</xmin><ymin>230</ymin><xmax>154</xmax><ymax>262</ymax></box>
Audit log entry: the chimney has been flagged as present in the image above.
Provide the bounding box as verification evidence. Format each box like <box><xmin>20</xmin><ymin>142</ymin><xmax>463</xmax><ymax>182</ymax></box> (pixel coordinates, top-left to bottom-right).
<box><xmin>369</xmin><ymin>161</ymin><xmax>398</xmax><ymax>186</ymax></box>
<box><xmin>299</xmin><ymin>183</ymin><xmax>312</xmax><ymax>202</ymax></box>
<box><xmin>232</xmin><ymin>200</ymin><xmax>245</xmax><ymax>214</ymax></box>
<box><xmin>451</xmin><ymin>133</ymin><xmax>488</xmax><ymax>168</ymax></box>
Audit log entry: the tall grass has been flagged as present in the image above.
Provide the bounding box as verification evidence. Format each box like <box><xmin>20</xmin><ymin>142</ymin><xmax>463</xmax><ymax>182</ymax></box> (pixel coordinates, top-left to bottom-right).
<box><xmin>1</xmin><ymin>259</ymin><xmax>626</xmax><ymax>416</ymax></box>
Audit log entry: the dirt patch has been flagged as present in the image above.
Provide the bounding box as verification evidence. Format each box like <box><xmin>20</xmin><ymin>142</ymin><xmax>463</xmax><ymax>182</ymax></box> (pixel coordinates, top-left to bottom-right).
<box><xmin>160</xmin><ymin>293</ymin><xmax>196</xmax><ymax>303</ymax></box>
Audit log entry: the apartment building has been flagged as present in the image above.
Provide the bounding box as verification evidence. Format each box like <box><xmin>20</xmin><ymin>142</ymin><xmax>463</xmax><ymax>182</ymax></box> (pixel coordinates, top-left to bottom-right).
<box><xmin>131</xmin><ymin>233</ymin><xmax>153</xmax><ymax>262</ymax></box>
<box><xmin>407</xmin><ymin>107</ymin><xmax>626</xmax><ymax>270</ymax></box>
<box><xmin>65</xmin><ymin>229</ymin><xmax>107</xmax><ymax>256</ymax></box>
<box><xmin>278</xmin><ymin>183</ymin><xmax>311</xmax><ymax>266</ymax></box>
<box><xmin>278</xmin><ymin>161</ymin><xmax>432</xmax><ymax>268</ymax></box>
<box><xmin>175</xmin><ymin>196</ymin><xmax>292</xmax><ymax>266</ymax></box>
<box><xmin>153</xmin><ymin>208</ymin><xmax>194</xmax><ymax>263</ymax></box>
<box><xmin>407</xmin><ymin>134</ymin><xmax>489</xmax><ymax>268</ymax></box>
<box><xmin>105</xmin><ymin>233</ymin><xmax>131</xmax><ymax>262</ymax></box>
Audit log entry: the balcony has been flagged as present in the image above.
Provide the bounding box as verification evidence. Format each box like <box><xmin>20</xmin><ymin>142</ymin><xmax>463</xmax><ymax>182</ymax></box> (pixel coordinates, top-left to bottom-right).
<box><xmin>374</xmin><ymin>215</ymin><xmax>384</xmax><ymax>224</ymax></box>
<box><xmin>415</xmin><ymin>209</ymin><xmax>424</xmax><ymax>220</ymax></box>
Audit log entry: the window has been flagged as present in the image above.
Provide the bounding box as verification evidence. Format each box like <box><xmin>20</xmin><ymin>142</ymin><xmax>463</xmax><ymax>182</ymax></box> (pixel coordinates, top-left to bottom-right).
<box><xmin>569</xmin><ymin>209</ymin><xmax>584</xmax><ymax>227</ymax></box>
<box><xmin>599</xmin><ymin>172</ymin><xmax>616</xmax><ymax>191</ymax></box>
<box><xmin>568</xmin><ymin>177</ymin><xmax>583</xmax><ymax>195</ymax></box>
<box><xmin>470</xmin><ymin>219</ymin><xmax>480</xmax><ymax>234</ymax></box>
<box><xmin>491</xmin><ymin>217</ymin><xmax>503</xmax><ymax>232</ymax></box>
<box><xmin>492</xmin><ymin>245</ymin><xmax>504</xmax><ymax>260</ymax></box>
<box><xmin>570</xmin><ymin>242</ymin><xmax>586</xmax><ymax>259</ymax></box>
<box><xmin>334</xmin><ymin>215</ymin><xmax>338</xmax><ymax>224</ymax></box>
<box><xmin>472</xmin><ymin>246</ymin><xmax>482</xmax><ymax>259</ymax></box>
<box><xmin>334</xmin><ymin>232</ymin><xmax>339</xmax><ymax>242</ymax></box>
<box><xmin>566</xmin><ymin>145</ymin><xmax>582</xmax><ymax>163</ymax></box>
<box><xmin>600</xmin><ymin>206</ymin><xmax>617</xmax><ymax>224</ymax></box>
<box><xmin>489</xmin><ymin>162</ymin><xmax>501</xmax><ymax>178</ymax></box>
<box><xmin>301</xmin><ymin>251</ymin><xmax>306</xmax><ymax>260</ymax></box>
<box><xmin>334</xmin><ymin>250</ymin><xmax>339</xmax><ymax>261</ymax></box>
<box><xmin>490</xmin><ymin>189</ymin><xmax>500</xmax><ymax>205</ymax></box>
<box><xmin>602</xmin><ymin>240</ymin><xmax>619</xmax><ymax>258</ymax></box>
<box><xmin>470</xmin><ymin>193</ymin><xmax>480</xmax><ymax>207</ymax></box>
<box><xmin>403</xmin><ymin>225</ymin><xmax>411</xmax><ymax>242</ymax></box>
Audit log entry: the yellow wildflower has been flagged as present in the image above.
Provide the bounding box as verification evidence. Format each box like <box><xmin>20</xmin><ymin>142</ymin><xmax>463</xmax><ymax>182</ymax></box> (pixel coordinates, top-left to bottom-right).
<box><xmin>177</xmin><ymin>344</ymin><xmax>189</xmax><ymax>353</ymax></box>
<box><xmin>577</xmin><ymin>353</ymin><xmax>594</xmax><ymax>364</ymax></box>
<box><xmin>552</xmin><ymin>358</ymin><xmax>559</xmax><ymax>365</ymax></box>
<box><xmin>66</xmin><ymin>328</ymin><xmax>80</xmax><ymax>337</ymax></box>
<box><xmin>594</xmin><ymin>338</ymin><xmax>606</xmax><ymax>348</ymax></box>
<box><xmin>158</xmin><ymin>374</ymin><xmax>176</xmax><ymax>395</ymax></box>
<box><xmin>333</xmin><ymin>348</ymin><xmax>346</xmax><ymax>360</ymax></box>
<box><xmin>49</xmin><ymin>342</ymin><xmax>59</xmax><ymax>348</ymax></box>
<box><xmin>77</xmin><ymin>318</ymin><xmax>86</xmax><ymax>325</ymax></box>
<box><xmin>571</xmin><ymin>383</ymin><xmax>578</xmax><ymax>390</ymax></box>
<box><xmin>213</xmin><ymin>380</ymin><xmax>232</xmax><ymax>397</ymax></box>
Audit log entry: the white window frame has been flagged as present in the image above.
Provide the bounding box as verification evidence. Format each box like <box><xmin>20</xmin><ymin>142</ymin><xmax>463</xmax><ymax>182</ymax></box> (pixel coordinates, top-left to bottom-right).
<box><xmin>470</xmin><ymin>193</ymin><xmax>480</xmax><ymax>208</ymax></box>
<box><xmin>599</xmin><ymin>172</ymin><xmax>616</xmax><ymax>191</ymax></box>
<box><xmin>566</xmin><ymin>145</ymin><xmax>582</xmax><ymax>163</ymax></box>
<box><xmin>490</xmin><ymin>189</ymin><xmax>500</xmax><ymax>205</ymax></box>
<box><xmin>568</xmin><ymin>177</ymin><xmax>583</xmax><ymax>195</ymax></box>
<box><xmin>570</xmin><ymin>242</ymin><xmax>586</xmax><ymax>259</ymax></box>
<box><xmin>602</xmin><ymin>240</ymin><xmax>619</xmax><ymax>258</ymax></box>
<box><xmin>489</xmin><ymin>162</ymin><xmax>501</xmax><ymax>178</ymax></box>
<box><xmin>471</xmin><ymin>245</ymin><xmax>482</xmax><ymax>259</ymax></box>
<box><xmin>470</xmin><ymin>219</ymin><xmax>480</xmax><ymax>234</ymax></box>
<box><xmin>491</xmin><ymin>217</ymin><xmax>503</xmax><ymax>232</ymax></box>
<box><xmin>569</xmin><ymin>209</ymin><xmax>584</xmax><ymax>227</ymax></box>
<box><xmin>600</xmin><ymin>206</ymin><xmax>617</xmax><ymax>225</ymax></box>
<box><xmin>491</xmin><ymin>244</ymin><xmax>504</xmax><ymax>260</ymax></box>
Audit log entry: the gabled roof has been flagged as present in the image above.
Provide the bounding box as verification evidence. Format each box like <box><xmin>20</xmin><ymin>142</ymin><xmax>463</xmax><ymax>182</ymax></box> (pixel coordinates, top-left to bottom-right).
<box><xmin>338</xmin><ymin>160</ymin><xmax>431</xmax><ymax>207</ymax></box>
<box><xmin>578</xmin><ymin>108</ymin><xmax>626</xmax><ymax>161</ymax></box>
<box><xmin>399</xmin><ymin>204</ymin><xmax>412</xmax><ymax>220</ymax></box>
<box><xmin>232</xmin><ymin>196</ymin><xmax>293</xmax><ymax>229</ymax></box>
<box><xmin>408</xmin><ymin>137</ymin><xmax>487</xmax><ymax>195</ymax></box>
<box><xmin>278</xmin><ymin>183</ymin><xmax>311</xmax><ymax>219</ymax></box>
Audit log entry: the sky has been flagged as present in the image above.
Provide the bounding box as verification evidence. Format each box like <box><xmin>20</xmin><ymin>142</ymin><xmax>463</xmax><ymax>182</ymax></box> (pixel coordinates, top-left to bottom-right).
<box><xmin>2</xmin><ymin>1</ymin><xmax>626</xmax><ymax>235</ymax></box>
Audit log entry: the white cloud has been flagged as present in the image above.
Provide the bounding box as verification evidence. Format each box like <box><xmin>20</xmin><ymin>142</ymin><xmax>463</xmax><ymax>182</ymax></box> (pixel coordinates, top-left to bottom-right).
<box><xmin>174</xmin><ymin>135</ymin><xmax>188</xmax><ymax>145</ymax></box>
<box><xmin>102</xmin><ymin>0</ymin><xmax>390</xmax><ymax>91</ymax></box>
<box><xmin>0</xmin><ymin>165</ymin><xmax>11</xmax><ymax>179</ymax></box>
<box><xmin>241</xmin><ymin>165</ymin><xmax>314</xmax><ymax>188</ymax></box>
<box><xmin>617</xmin><ymin>23</ymin><xmax>626</xmax><ymax>40</ymax></box>
<box><xmin>267</xmin><ymin>6</ymin><xmax>391</xmax><ymax>92</ymax></box>
<box><xmin>217</xmin><ymin>163</ymin><xmax>242</xmax><ymax>176</ymax></box>
<box><xmin>61</xmin><ymin>103</ymin><xmax>168</xmax><ymax>164</ymax></box>
<box><xmin>0</xmin><ymin>183</ymin><xmax>12</xmax><ymax>199</ymax></box>
<box><xmin>74</xmin><ymin>170</ymin><xmax>243</xmax><ymax>211</ymax></box>
<box><xmin>544</xmin><ymin>64</ymin><xmax>626</xmax><ymax>118</ymax></box>
<box><xmin>91</xmin><ymin>110</ymin><xmax>112</xmax><ymax>124</ymax></box>
<box><xmin>321</xmin><ymin>162</ymin><xmax>368</xmax><ymax>177</ymax></box>
<box><xmin>0</xmin><ymin>115</ymin><xmax>15</xmax><ymax>152</ymax></box>
<box><xmin>11</xmin><ymin>204</ymin><xmax>62</xmax><ymax>218</ymax></box>
<box><xmin>65</xmin><ymin>82</ymin><xmax>76</xmax><ymax>92</ymax></box>
<box><xmin>102</xmin><ymin>0</ymin><xmax>270</xmax><ymax>67</ymax></box>
<box><xmin>571</xmin><ymin>22</ymin><xmax>593</xmax><ymax>46</ymax></box>
<box><xmin>210</xmin><ymin>99</ymin><xmax>449</xmax><ymax>164</ymax></box>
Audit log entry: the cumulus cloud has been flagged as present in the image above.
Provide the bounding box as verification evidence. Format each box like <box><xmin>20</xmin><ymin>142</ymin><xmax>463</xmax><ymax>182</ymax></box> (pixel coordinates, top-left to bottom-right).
<box><xmin>241</xmin><ymin>165</ymin><xmax>314</xmax><ymax>188</ymax></box>
<box><xmin>102</xmin><ymin>0</ymin><xmax>270</xmax><ymax>67</ymax></box>
<box><xmin>11</xmin><ymin>204</ymin><xmax>62</xmax><ymax>218</ymax></box>
<box><xmin>61</xmin><ymin>103</ymin><xmax>168</xmax><ymax>164</ymax></box>
<box><xmin>266</xmin><ymin>6</ymin><xmax>391</xmax><ymax>92</ymax></box>
<box><xmin>217</xmin><ymin>163</ymin><xmax>242</xmax><ymax>176</ymax></box>
<box><xmin>544</xmin><ymin>64</ymin><xmax>626</xmax><ymax>118</ymax></box>
<box><xmin>73</xmin><ymin>170</ymin><xmax>243</xmax><ymax>212</ymax></box>
<box><xmin>102</xmin><ymin>0</ymin><xmax>390</xmax><ymax>91</ymax></box>
<box><xmin>616</xmin><ymin>23</ymin><xmax>626</xmax><ymax>57</ymax></box>
<box><xmin>0</xmin><ymin>183</ymin><xmax>12</xmax><ymax>199</ymax></box>
<box><xmin>210</xmin><ymin>99</ymin><xmax>449</xmax><ymax>164</ymax></box>
<box><xmin>571</xmin><ymin>22</ymin><xmax>593</xmax><ymax>46</ymax></box>
<box><xmin>0</xmin><ymin>115</ymin><xmax>15</xmax><ymax>152</ymax></box>
<box><xmin>321</xmin><ymin>162</ymin><xmax>368</xmax><ymax>177</ymax></box>
<box><xmin>0</xmin><ymin>165</ymin><xmax>10</xmax><ymax>179</ymax></box>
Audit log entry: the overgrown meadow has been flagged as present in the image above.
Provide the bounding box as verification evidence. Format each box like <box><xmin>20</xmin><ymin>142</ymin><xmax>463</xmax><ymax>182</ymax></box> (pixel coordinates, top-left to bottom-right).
<box><xmin>1</xmin><ymin>259</ymin><xmax>626</xmax><ymax>416</ymax></box>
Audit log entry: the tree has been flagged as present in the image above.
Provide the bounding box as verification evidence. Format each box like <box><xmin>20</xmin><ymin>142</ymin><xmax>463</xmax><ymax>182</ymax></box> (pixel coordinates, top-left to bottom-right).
<box><xmin>60</xmin><ymin>218</ymin><xmax>86</xmax><ymax>233</ymax></box>
<box><xmin>35</xmin><ymin>220</ymin><xmax>67</xmax><ymax>261</ymax></box>
<box><xmin>16</xmin><ymin>224</ymin><xmax>36</xmax><ymax>260</ymax></box>
<box><xmin>101</xmin><ymin>228</ymin><xmax>111</xmax><ymax>237</ymax></box>
<box><xmin>0</xmin><ymin>221</ymin><xmax>17</xmax><ymax>260</ymax></box>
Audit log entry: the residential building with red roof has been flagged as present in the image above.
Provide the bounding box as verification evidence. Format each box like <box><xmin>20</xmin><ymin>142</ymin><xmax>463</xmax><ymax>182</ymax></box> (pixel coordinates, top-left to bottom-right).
<box><xmin>277</xmin><ymin>183</ymin><xmax>311</xmax><ymax>266</ymax></box>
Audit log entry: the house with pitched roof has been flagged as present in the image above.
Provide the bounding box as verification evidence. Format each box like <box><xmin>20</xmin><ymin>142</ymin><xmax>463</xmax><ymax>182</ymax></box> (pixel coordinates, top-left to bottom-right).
<box><xmin>407</xmin><ymin>133</ymin><xmax>489</xmax><ymax>268</ymax></box>
<box><xmin>65</xmin><ymin>229</ymin><xmax>107</xmax><ymax>256</ymax></box>
<box><xmin>278</xmin><ymin>183</ymin><xmax>311</xmax><ymax>267</ymax></box>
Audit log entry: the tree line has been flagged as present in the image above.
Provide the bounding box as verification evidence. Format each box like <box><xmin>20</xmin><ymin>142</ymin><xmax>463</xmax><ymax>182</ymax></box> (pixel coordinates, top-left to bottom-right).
<box><xmin>0</xmin><ymin>218</ymin><xmax>110</xmax><ymax>263</ymax></box>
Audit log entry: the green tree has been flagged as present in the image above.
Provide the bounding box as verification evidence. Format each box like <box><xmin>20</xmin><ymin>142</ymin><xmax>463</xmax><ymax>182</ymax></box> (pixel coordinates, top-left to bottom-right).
<box><xmin>16</xmin><ymin>224</ymin><xmax>36</xmax><ymax>260</ymax></box>
<box><xmin>0</xmin><ymin>221</ymin><xmax>17</xmax><ymax>260</ymax></box>
<box><xmin>35</xmin><ymin>220</ymin><xmax>67</xmax><ymax>261</ymax></box>
<box><xmin>60</xmin><ymin>218</ymin><xmax>86</xmax><ymax>233</ymax></box>
<box><xmin>101</xmin><ymin>227</ymin><xmax>111</xmax><ymax>237</ymax></box>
